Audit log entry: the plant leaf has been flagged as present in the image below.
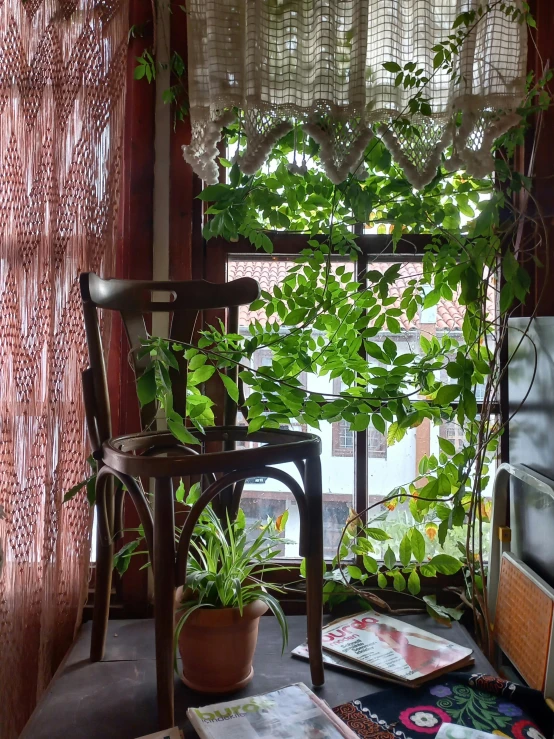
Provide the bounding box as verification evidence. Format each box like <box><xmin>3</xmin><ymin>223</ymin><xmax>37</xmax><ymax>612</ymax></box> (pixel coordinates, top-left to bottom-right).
<box><xmin>430</xmin><ymin>553</ymin><xmax>463</xmax><ymax>575</ymax></box>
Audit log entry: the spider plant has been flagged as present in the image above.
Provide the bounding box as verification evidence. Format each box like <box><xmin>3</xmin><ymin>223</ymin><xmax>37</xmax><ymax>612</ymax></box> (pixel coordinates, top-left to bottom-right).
<box><xmin>175</xmin><ymin>504</ymin><xmax>291</xmax><ymax>654</ymax></box>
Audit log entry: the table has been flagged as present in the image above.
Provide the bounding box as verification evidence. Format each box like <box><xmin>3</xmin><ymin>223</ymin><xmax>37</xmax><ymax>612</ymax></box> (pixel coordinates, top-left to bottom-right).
<box><xmin>21</xmin><ymin>615</ymin><xmax>494</xmax><ymax>739</ymax></box>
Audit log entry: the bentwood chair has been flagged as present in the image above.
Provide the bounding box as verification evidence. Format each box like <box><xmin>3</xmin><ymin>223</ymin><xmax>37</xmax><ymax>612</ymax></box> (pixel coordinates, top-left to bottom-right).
<box><xmin>79</xmin><ymin>272</ymin><xmax>324</xmax><ymax>729</ymax></box>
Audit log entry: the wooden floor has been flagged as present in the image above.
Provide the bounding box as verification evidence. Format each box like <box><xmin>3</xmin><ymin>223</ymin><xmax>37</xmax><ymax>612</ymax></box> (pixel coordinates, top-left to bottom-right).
<box><xmin>21</xmin><ymin>615</ymin><xmax>493</xmax><ymax>739</ymax></box>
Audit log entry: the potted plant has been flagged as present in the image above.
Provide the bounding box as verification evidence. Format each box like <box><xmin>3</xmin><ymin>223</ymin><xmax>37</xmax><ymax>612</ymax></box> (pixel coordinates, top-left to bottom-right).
<box><xmin>174</xmin><ymin>502</ymin><xmax>290</xmax><ymax>693</ymax></box>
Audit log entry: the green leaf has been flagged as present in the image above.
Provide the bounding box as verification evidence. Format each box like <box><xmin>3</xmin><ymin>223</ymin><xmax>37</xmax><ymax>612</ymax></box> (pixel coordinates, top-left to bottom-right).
<box><xmin>219</xmin><ymin>372</ymin><xmax>239</xmax><ymax>403</ymax></box>
<box><xmin>347</xmin><ymin>565</ymin><xmax>363</xmax><ymax>580</ymax></box>
<box><xmin>438</xmin><ymin>437</ymin><xmax>456</xmax><ymax>456</ymax></box>
<box><xmin>408</xmin><ymin>569</ymin><xmax>421</xmax><ymax>595</ymax></box>
<box><xmin>63</xmin><ymin>479</ymin><xmax>87</xmax><ymax>503</ymax></box>
<box><xmin>188</xmin><ymin>353</ymin><xmax>207</xmax><ymax>370</ymax></box>
<box><xmin>424</xmin><ymin>595</ymin><xmax>463</xmax><ymax>622</ymax></box>
<box><xmin>372</xmin><ymin>414</ymin><xmax>386</xmax><ymax>434</ymax></box>
<box><xmin>430</xmin><ymin>554</ymin><xmax>463</xmax><ymax>575</ymax></box>
<box><xmin>365</xmin><ymin>527</ymin><xmax>391</xmax><ymax>541</ymax></box>
<box><xmin>284</xmin><ymin>308</ymin><xmax>307</xmax><ymax>325</ymax></box>
<box><xmin>500</xmin><ymin>283</ymin><xmax>514</xmax><ymax>314</ymax></box>
<box><xmin>383</xmin><ymin>337</ymin><xmax>397</xmax><ymax>360</ymax></box>
<box><xmin>383</xmin><ymin>61</ymin><xmax>402</xmax><ymax>73</ymax></box>
<box><xmin>114</xmin><ymin>539</ymin><xmax>140</xmax><ymax>575</ymax></box>
<box><xmin>167</xmin><ymin>419</ymin><xmax>199</xmax><ymax>446</ymax></box>
<box><xmin>189</xmin><ymin>365</ymin><xmax>216</xmax><ymax>385</ymax></box>
<box><xmin>351</xmin><ymin>414</ymin><xmax>370</xmax><ymax>432</ymax></box>
<box><xmin>503</xmin><ymin>249</ymin><xmax>519</xmax><ymax>281</ymax></box>
<box><xmin>410</xmin><ymin>528</ymin><xmax>426</xmax><ymax>562</ymax></box>
<box><xmin>300</xmin><ymin>558</ymin><xmax>307</xmax><ymax>578</ymax></box>
<box><xmin>175</xmin><ymin>479</ymin><xmax>186</xmax><ymax>503</ymax></box>
<box><xmin>384</xmin><ymin>547</ymin><xmax>396</xmax><ymax>570</ymax></box>
<box><xmin>186</xmin><ymin>482</ymin><xmax>202</xmax><ymax>505</ymax></box>
<box><xmin>464</xmin><ymin>391</ymin><xmax>477</xmax><ymax>421</ymax></box>
<box><xmin>248</xmin><ymin>416</ymin><xmax>266</xmax><ymax>433</ymax></box>
<box><xmin>434</xmin><ymin>384</ymin><xmax>461</xmax><ymax>405</ymax></box>
<box><xmin>197</xmin><ymin>184</ymin><xmax>231</xmax><ymax>201</ymax></box>
<box><xmin>393</xmin><ymin>571</ymin><xmax>406</xmax><ymax>592</ymax></box>
<box><xmin>377</xmin><ymin>573</ymin><xmax>388</xmax><ymax>589</ymax></box>
<box><xmin>136</xmin><ymin>367</ymin><xmax>156</xmax><ymax>406</ymax></box>
<box><xmin>420</xmin><ymin>563</ymin><xmax>437</xmax><ymax>578</ymax></box>
<box><xmin>86</xmin><ymin>476</ymin><xmax>97</xmax><ymax>506</ymax></box>
<box><xmin>399</xmin><ymin>533</ymin><xmax>412</xmax><ymax>566</ymax></box>
<box><xmin>363</xmin><ymin>555</ymin><xmax>379</xmax><ymax>574</ymax></box>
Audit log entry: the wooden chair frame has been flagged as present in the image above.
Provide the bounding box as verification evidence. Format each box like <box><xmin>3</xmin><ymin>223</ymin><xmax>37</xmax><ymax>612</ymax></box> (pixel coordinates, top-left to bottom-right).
<box><xmin>80</xmin><ymin>272</ymin><xmax>325</xmax><ymax>730</ymax></box>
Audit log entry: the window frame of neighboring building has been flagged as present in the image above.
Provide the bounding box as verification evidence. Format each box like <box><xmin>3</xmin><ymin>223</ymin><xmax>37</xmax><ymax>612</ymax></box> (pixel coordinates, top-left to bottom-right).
<box><xmin>331</xmin><ymin>379</ymin><xmax>387</xmax><ymax>459</ymax></box>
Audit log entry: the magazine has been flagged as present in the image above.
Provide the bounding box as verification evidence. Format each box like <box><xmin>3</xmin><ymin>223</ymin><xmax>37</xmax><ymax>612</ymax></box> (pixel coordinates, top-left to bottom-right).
<box><xmin>291</xmin><ymin>643</ymin><xmax>408</xmax><ymax>687</ymax></box>
<box><xmin>322</xmin><ymin>612</ymin><xmax>473</xmax><ymax>686</ymax></box>
<box><xmin>187</xmin><ymin>683</ymin><xmax>358</xmax><ymax>738</ymax></box>
<box><xmin>135</xmin><ymin>729</ymin><xmax>183</xmax><ymax>739</ymax></box>
<box><xmin>436</xmin><ymin>725</ymin><xmax>497</xmax><ymax>739</ymax></box>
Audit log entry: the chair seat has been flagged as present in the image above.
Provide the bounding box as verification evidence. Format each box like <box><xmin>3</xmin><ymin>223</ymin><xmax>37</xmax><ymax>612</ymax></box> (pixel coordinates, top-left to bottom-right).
<box><xmin>102</xmin><ymin>425</ymin><xmax>322</xmax><ymax>477</ymax></box>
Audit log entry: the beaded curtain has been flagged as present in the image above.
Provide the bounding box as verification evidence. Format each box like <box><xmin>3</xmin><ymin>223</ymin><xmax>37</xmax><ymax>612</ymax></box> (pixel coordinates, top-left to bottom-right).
<box><xmin>0</xmin><ymin>0</ymin><xmax>127</xmax><ymax>734</ymax></box>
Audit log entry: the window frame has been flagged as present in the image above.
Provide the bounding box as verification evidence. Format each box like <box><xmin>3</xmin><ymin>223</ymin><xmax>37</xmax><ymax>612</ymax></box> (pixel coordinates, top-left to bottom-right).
<box><xmin>205</xmin><ymin>233</ymin><xmax>499</xmax><ymax>572</ymax></box>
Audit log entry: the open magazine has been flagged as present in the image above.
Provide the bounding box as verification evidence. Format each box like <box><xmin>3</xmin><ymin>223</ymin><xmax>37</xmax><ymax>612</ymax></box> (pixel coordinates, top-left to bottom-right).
<box><xmin>322</xmin><ymin>612</ymin><xmax>473</xmax><ymax>686</ymax></box>
<box><xmin>187</xmin><ymin>683</ymin><xmax>358</xmax><ymax>739</ymax></box>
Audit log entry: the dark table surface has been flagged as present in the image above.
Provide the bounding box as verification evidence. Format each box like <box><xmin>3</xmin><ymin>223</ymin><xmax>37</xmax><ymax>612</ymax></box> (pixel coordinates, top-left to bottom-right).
<box><xmin>21</xmin><ymin>615</ymin><xmax>494</xmax><ymax>739</ymax></box>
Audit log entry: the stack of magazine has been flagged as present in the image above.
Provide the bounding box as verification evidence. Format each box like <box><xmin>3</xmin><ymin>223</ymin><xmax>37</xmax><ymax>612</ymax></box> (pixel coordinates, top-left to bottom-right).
<box><xmin>293</xmin><ymin>611</ymin><xmax>473</xmax><ymax>687</ymax></box>
<box><xmin>187</xmin><ymin>683</ymin><xmax>358</xmax><ymax>738</ymax></box>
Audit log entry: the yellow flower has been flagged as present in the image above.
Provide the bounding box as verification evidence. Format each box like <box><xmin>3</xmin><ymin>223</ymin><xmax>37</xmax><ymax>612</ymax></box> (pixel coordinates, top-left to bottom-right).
<box><xmin>425</xmin><ymin>522</ymin><xmax>438</xmax><ymax>541</ymax></box>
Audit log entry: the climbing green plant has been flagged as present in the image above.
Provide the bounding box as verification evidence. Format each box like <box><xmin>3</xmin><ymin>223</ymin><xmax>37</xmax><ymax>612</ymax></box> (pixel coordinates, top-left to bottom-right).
<box><xmin>105</xmin><ymin>0</ymin><xmax>551</xmax><ymax>649</ymax></box>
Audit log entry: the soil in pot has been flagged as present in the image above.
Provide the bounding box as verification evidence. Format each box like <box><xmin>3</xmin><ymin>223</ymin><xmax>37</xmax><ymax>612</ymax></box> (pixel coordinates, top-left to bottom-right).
<box><xmin>175</xmin><ymin>591</ymin><xmax>268</xmax><ymax>693</ymax></box>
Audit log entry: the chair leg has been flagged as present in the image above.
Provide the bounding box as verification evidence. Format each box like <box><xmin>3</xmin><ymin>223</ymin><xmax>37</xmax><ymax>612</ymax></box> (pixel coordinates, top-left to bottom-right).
<box><xmin>153</xmin><ymin>477</ymin><xmax>176</xmax><ymax>730</ymax></box>
<box><xmin>305</xmin><ymin>457</ymin><xmax>325</xmax><ymax>688</ymax></box>
<box><xmin>91</xmin><ymin>477</ymin><xmax>114</xmax><ymax>662</ymax></box>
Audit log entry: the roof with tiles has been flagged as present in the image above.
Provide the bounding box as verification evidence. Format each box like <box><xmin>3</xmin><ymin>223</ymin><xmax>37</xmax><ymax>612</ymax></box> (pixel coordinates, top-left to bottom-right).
<box><xmin>227</xmin><ymin>259</ymin><xmax>485</xmax><ymax>332</ymax></box>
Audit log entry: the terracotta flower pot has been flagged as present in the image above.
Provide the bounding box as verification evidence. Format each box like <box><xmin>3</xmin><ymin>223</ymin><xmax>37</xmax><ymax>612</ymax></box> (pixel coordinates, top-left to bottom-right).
<box><xmin>175</xmin><ymin>589</ymin><xmax>268</xmax><ymax>693</ymax></box>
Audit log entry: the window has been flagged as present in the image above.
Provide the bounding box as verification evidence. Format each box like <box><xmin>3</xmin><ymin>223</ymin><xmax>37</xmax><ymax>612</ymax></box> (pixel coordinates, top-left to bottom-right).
<box><xmin>439</xmin><ymin>421</ymin><xmax>465</xmax><ymax>454</ymax></box>
<box><xmin>216</xmin><ymin>246</ymin><xmax>497</xmax><ymax>561</ymax></box>
<box><xmin>332</xmin><ymin>419</ymin><xmax>354</xmax><ymax>457</ymax></box>
<box><xmin>368</xmin><ymin>428</ymin><xmax>387</xmax><ymax>459</ymax></box>
<box><xmin>331</xmin><ymin>379</ymin><xmax>387</xmax><ymax>458</ymax></box>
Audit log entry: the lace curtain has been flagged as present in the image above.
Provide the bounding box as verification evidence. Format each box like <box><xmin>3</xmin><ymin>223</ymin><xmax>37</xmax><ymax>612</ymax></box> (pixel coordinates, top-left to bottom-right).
<box><xmin>0</xmin><ymin>0</ymin><xmax>127</xmax><ymax>735</ymax></box>
<box><xmin>183</xmin><ymin>0</ymin><xmax>527</xmax><ymax>187</ymax></box>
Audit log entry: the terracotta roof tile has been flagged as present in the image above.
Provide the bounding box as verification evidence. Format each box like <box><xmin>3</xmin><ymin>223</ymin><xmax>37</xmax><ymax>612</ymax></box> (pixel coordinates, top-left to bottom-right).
<box><xmin>228</xmin><ymin>259</ymin><xmax>495</xmax><ymax>332</ymax></box>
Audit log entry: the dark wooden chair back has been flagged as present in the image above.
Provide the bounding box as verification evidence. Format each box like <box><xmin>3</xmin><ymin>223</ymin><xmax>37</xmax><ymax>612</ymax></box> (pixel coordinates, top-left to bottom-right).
<box><xmin>79</xmin><ymin>272</ymin><xmax>260</xmax><ymax>450</ymax></box>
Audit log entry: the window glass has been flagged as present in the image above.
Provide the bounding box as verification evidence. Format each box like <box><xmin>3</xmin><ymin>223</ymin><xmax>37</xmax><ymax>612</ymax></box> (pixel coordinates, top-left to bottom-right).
<box><xmin>228</xmin><ymin>257</ymin><xmax>354</xmax><ymax>559</ymax></box>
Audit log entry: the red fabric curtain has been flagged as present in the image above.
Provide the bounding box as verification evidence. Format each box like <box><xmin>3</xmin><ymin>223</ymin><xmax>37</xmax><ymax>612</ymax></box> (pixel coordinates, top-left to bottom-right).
<box><xmin>0</xmin><ymin>0</ymin><xmax>128</xmax><ymax>735</ymax></box>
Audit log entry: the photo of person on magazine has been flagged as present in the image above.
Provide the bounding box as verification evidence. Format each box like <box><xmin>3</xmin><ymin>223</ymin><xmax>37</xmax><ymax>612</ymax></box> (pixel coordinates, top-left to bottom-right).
<box><xmin>355</xmin><ymin>619</ymin><xmax>469</xmax><ymax>675</ymax></box>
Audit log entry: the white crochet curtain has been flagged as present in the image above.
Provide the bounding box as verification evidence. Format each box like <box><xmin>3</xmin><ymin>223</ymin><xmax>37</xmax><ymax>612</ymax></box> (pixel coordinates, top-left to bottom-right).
<box><xmin>182</xmin><ymin>0</ymin><xmax>527</xmax><ymax>188</ymax></box>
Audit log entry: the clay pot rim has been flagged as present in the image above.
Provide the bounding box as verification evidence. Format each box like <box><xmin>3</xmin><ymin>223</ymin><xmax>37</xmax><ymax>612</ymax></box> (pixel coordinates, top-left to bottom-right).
<box><xmin>175</xmin><ymin>586</ymin><xmax>269</xmax><ymax>627</ymax></box>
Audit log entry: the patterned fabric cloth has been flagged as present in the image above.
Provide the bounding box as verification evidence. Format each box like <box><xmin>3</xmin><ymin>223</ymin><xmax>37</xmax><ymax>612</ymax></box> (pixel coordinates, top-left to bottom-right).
<box><xmin>333</xmin><ymin>674</ymin><xmax>553</xmax><ymax>739</ymax></box>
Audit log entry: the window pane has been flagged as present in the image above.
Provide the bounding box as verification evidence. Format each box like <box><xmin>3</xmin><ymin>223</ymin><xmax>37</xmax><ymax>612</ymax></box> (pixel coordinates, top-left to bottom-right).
<box><xmin>228</xmin><ymin>257</ymin><xmax>355</xmax><ymax>559</ymax></box>
<box><xmin>364</xmin><ymin>260</ymin><xmax>497</xmax><ymax>558</ymax></box>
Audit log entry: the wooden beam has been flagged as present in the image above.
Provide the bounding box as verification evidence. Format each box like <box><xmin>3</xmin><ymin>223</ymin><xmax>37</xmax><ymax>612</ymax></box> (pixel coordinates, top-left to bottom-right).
<box><xmin>109</xmin><ymin>0</ymin><xmax>156</xmax><ymax>619</ymax></box>
<box><xmin>208</xmin><ymin>232</ymin><xmax>433</xmax><ymax>258</ymax></box>
<box><xmin>522</xmin><ymin>0</ymin><xmax>554</xmax><ymax>316</ymax></box>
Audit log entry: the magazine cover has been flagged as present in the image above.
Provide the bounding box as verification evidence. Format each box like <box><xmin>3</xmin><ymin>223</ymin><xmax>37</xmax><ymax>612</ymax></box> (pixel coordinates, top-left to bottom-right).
<box><xmin>291</xmin><ymin>643</ymin><xmax>407</xmax><ymax>686</ymax></box>
<box><xmin>187</xmin><ymin>683</ymin><xmax>357</xmax><ymax>738</ymax></box>
<box><xmin>322</xmin><ymin>612</ymin><xmax>472</xmax><ymax>682</ymax></box>
<box><xmin>135</xmin><ymin>729</ymin><xmax>183</xmax><ymax>739</ymax></box>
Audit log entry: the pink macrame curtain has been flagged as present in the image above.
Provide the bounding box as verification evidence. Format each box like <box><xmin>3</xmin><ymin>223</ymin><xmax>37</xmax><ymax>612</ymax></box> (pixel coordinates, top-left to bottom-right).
<box><xmin>0</xmin><ymin>0</ymin><xmax>128</xmax><ymax>735</ymax></box>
